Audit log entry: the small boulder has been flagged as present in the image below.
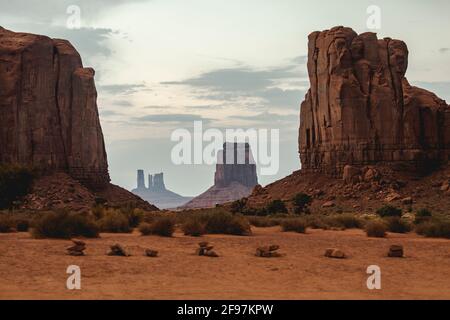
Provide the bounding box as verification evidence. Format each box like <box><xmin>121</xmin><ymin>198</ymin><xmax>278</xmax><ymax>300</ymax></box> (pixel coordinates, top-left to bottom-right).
<box><xmin>256</xmin><ymin>245</ymin><xmax>283</xmax><ymax>258</ymax></box>
<box><xmin>343</xmin><ymin>165</ymin><xmax>361</xmax><ymax>184</ymax></box>
<box><xmin>108</xmin><ymin>244</ymin><xmax>130</xmax><ymax>257</ymax></box>
<box><xmin>385</xmin><ymin>193</ymin><xmax>401</xmax><ymax>203</ymax></box>
<box><xmin>324</xmin><ymin>248</ymin><xmax>346</xmax><ymax>259</ymax></box>
<box><xmin>322</xmin><ymin>201</ymin><xmax>336</xmax><ymax>208</ymax></box>
<box><xmin>388</xmin><ymin>245</ymin><xmax>404</xmax><ymax>258</ymax></box>
<box><xmin>401</xmin><ymin>197</ymin><xmax>413</xmax><ymax>205</ymax></box>
<box><xmin>145</xmin><ymin>249</ymin><xmax>159</xmax><ymax>257</ymax></box>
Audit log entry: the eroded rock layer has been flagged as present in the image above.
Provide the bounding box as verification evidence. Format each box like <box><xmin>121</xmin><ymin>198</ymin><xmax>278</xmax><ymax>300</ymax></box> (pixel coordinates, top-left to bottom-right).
<box><xmin>299</xmin><ymin>26</ymin><xmax>450</xmax><ymax>175</ymax></box>
<box><xmin>0</xmin><ymin>27</ymin><xmax>109</xmax><ymax>189</ymax></box>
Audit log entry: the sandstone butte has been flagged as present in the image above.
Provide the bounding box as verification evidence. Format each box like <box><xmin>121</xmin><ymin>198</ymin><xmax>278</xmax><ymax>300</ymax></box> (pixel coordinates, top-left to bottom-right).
<box><xmin>0</xmin><ymin>27</ymin><xmax>157</xmax><ymax>211</ymax></box>
<box><xmin>299</xmin><ymin>26</ymin><xmax>450</xmax><ymax>175</ymax></box>
<box><xmin>245</xmin><ymin>26</ymin><xmax>450</xmax><ymax>213</ymax></box>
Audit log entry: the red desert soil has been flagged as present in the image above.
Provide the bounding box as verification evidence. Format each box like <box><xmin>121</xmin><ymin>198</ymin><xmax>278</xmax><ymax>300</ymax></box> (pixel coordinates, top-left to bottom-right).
<box><xmin>0</xmin><ymin>227</ymin><xmax>449</xmax><ymax>300</ymax></box>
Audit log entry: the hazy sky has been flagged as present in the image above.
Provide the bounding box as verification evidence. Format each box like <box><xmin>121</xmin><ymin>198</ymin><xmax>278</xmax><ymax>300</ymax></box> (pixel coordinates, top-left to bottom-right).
<box><xmin>1</xmin><ymin>0</ymin><xmax>449</xmax><ymax>196</ymax></box>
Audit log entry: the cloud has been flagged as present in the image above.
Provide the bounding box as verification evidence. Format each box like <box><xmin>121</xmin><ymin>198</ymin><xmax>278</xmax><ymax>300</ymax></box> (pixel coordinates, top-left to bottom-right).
<box><xmin>439</xmin><ymin>48</ymin><xmax>450</xmax><ymax>53</ymax></box>
<box><xmin>98</xmin><ymin>83</ymin><xmax>149</xmax><ymax>95</ymax></box>
<box><xmin>230</xmin><ymin>111</ymin><xmax>298</xmax><ymax>123</ymax></box>
<box><xmin>133</xmin><ymin>114</ymin><xmax>212</xmax><ymax>123</ymax></box>
<box><xmin>162</xmin><ymin>60</ymin><xmax>308</xmax><ymax>110</ymax></box>
<box><xmin>0</xmin><ymin>0</ymin><xmax>150</xmax><ymax>22</ymax></box>
<box><xmin>113</xmin><ymin>100</ymin><xmax>134</xmax><ymax>107</ymax></box>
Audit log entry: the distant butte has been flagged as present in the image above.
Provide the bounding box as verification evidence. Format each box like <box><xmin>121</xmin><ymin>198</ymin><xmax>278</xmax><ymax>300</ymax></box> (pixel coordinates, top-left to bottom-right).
<box><xmin>182</xmin><ymin>143</ymin><xmax>259</xmax><ymax>209</ymax></box>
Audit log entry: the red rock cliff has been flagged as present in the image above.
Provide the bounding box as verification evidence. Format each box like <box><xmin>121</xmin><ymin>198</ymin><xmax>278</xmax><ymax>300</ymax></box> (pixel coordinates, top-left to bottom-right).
<box><xmin>0</xmin><ymin>27</ymin><xmax>109</xmax><ymax>189</ymax></box>
<box><xmin>299</xmin><ymin>26</ymin><xmax>450</xmax><ymax>175</ymax></box>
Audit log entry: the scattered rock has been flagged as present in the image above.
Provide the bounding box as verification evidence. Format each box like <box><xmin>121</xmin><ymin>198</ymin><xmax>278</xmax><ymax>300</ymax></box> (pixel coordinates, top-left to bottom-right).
<box><xmin>108</xmin><ymin>244</ymin><xmax>130</xmax><ymax>257</ymax></box>
<box><xmin>324</xmin><ymin>248</ymin><xmax>346</xmax><ymax>259</ymax></box>
<box><xmin>67</xmin><ymin>239</ymin><xmax>86</xmax><ymax>256</ymax></box>
<box><xmin>388</xmin><ymin>245</ymin><xmax>404</xmax><ymax>258</ymax></box>
<box><xmin>322</xmin><ymin>201</ymin><xmax>336</xmax><ymax>208</ymax></box>
<box><xmin>385</xmin><ymin>193</ymin><xmax>401</xmax><ymax>202</ymax></box>
<box><xmin>343</xmin><ymin>165</ymin><xmax>361</xmax><ymax>184</ymax></box>
<box><xmin>196</xmin><ymin>242</ymin><xmax>219</xmax><ymax>257</ymax></box>
<box><xmin>440</xmin><ymin>183</ymin><xmax>449</xmax><ymax>192</ymax></box>
<box><xmin>144</xmin><ymin>249</ymin><xmax>159</xmax><ymax>257</ymax></box>
<box><xmin>255</xmin><ymin>245</ymin><xmax>284</xmax><ymax>258</ymax></box>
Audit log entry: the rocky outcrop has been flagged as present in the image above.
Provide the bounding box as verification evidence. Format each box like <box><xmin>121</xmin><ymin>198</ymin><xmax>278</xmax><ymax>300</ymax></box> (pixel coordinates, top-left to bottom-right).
<box><xmin>182</xmin><ymin>143</ymin><xmax>258</xmax><ymax>209</ymax></box>
<box><xmin>132</xmin><ymin>171</ymin><xmax>192</xmax><ymax>209</ymax></box>
<box><xmin>0</xmin><ymin>27</ymin><xmax>109</xmax><ymax>189</ymax></box>
<box><xmin>299</xmin><ymin>26</ymin><xmax>450</xmax><ymax>176</ymax></box>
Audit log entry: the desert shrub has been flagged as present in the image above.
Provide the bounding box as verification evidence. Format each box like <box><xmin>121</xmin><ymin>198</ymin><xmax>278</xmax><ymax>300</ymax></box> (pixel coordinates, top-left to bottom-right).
<box><xmin>139</xmin><ymin>216</ymin><xmax>175</xmax><ymax>237</ymax></box>
<box><xmin>365</xmin><ymin>220</ymin><xmax>388</xmax><ymax>238</ymax></box>
<box><xmin>230</xmin><ymin>198</ymin><xmax>247</xmax><ymax>214</ymax></box>
<box><xmin>415</xmin><ymin>209</ymin><xmax>433</xmax><ymax>225</ymax></box>
<box><xmin>32</xmin><ymin>211</ymin><xmax>99</xmax><ymax>239</ymax></box>
<box><xmin>247</xmin><ymin>216</ymin><xmax>281</xmax><ymax>228</ymax></box>
<box><xmin>0</xmin><ymin>164</ymin><xmax>35</xmax><ymax>209</ymax></box>
<box><xmin>415</xmin><ymin>219</ymin><xmax>450</xmax><ymax>239</ymax></box>
<box><xmin>182</xmin><ymin>209</ymin><xmax>251</xmax><ymax>236</ymax></box>
<box><xmin>14</xmin><ymin>218</ymin><xmax>30</xmax><ymax>232</ymax></box>
<box><xmin>97</xmin><ymin>209</ymin><xmax>132</xmax><ymax>233</ymax></box>
<box><xmin>384</xmin><ymin>217</ymin><xmax>412</xmax><ymax>233</ymax></box>
<box><xmin>328</xmin><ymin>214</ymin><xmax>365</xmax><ymax>229</ymax></box>
<box><xmin>124</xmin><ymin>208</ymin><xmax>145</xmax><ymax>228</ymax></box>
<box><xmin>376</xmin><ymin>205</ymin><xmax>402</xmax><ymax>218</ymax></box>
<box><xmin>0</xmin><ymin>215</ymin><xmax>14</xmax><ymax>233</ymax></box>
<box><xmin>281</xmin><ymin>218</ymin><xmax>307</xmax><ymax>233</ymax></box>
<box><xmin>181</xmin><ymin>218</ymin><xmax>206</xmax><ymax>236</ymax></box>
<box><xmin>292</xmin><ymin>193</ymin><xmax>312</xmax><ymax>214</ymax></box>
<box><xmin>203</xmin><ymin>211</ymin><xmax>251</xmax><ymax>235</ymax></box>
<box><xmin>266</xmin><ymin>200</ymin><xmax>288</xmax><ymax>214</ymax></box>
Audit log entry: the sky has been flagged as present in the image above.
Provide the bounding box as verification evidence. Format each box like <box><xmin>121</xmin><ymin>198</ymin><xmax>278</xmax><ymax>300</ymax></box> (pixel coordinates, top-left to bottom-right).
<box><xmin>1</xmin><ymin>0</ymin><xmax>450</xmax><ymax>196</ymax></box>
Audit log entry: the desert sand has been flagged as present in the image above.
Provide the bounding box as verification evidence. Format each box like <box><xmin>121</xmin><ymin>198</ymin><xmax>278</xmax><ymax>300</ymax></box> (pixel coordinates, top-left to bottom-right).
<box><xmin>1</xmin><ymin>227</ymin><xmax>449</xmax><ymax>300</ymax></box>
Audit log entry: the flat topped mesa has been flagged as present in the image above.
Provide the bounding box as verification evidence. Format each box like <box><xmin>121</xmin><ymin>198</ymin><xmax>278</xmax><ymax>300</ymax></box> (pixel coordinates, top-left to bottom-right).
<box><xmin>215</xmin><ymin>142</ymin><xmax>258</xmax><ymax>188</ymax></box>
<box><xmin>299</xmin><ymin>26</ymin><xmax>450</xmax><ymax>176</ymax></box>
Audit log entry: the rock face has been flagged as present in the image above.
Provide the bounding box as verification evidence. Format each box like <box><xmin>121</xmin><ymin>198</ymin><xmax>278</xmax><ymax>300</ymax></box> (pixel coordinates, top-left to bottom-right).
<box><xmin>299</xmin><ymin>26</ymin><xmax>450</xmax><ymax>176</ymax></box>
<box><xmin>0</xmin><ymin>27</ymin><xmax>109</xmax><ymax>189</ymax></box>
<box><xmin>182</xmin><ymin>143</ymin><xmax>258</xmax><ymax>209</ymax></box>
<box><xmin>132</xmin><ymin>171</ymin><xmax>192</xmax><ymax>209</ymax></box>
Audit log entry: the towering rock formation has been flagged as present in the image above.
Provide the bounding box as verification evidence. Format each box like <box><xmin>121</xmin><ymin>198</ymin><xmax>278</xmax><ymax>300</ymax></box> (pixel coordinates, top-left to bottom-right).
<box><xmin>182</xmin><ymin>143</ymin><xmax>258</xmax><ymax>209</ymax></box>
<box><xmin>215</xmin><ymin>143</ymin><xmax>258</xmax><ymax>188</ymax></box>
<box><xmin>0</xmin><ymin>27</ymin><xmax>109</xmax><ymax>189</ymax></box>
<box><xmin>132</xmin><ymin>171</ymin><xmax>193</xmax><ymax>209</ymax></box>
<box><xmin>0</xmin><ymin>27</ymin><xmax>157</xmax><ymax>211</ymax></box>
<box><xmin>299</xmin><ymin>26</ymin><xmax>450</xmax><ymax>176</ymax></box>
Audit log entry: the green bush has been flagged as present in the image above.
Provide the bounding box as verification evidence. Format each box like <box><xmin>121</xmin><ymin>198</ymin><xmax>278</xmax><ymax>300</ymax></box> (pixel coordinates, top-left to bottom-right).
<box><xmin>415</xmin><ymin>219</ymin><xmax>450</xmax><ymax>239</ymax></box>
<box><xmin>292</xmin><ymin>193</ymin><xmax>312</xmax><ymax>214</ymax></box>
<box><xmin>281</xmin><ymin>218</ymin><xmax>307</xmax><ymax>233</ymax></box>
<box><xmin>230</xmin><ymin>198</ymin><xmax>247</xmax><ymax>214</ymax></box>
<box><xmin>139</xmin><ymin>217</ymin><xmax>176</xmax><ymax>237</ymax></box>
<box><xmin>181</xmin><ymin>209</ymin><xmax>251</xmax><ymax>236</ymax></box>
<box><xmin>385</xmin><ymin>217</ymin><xmax>412</xmax><ymax>233</ymax></box>
<box><xmin>32</xmin><ymin>211</ymin><xmax>99</xmax><ymax>239</ymax></box>
<box><xmin>365</xmin><ymin>220</ymin><xmax>388</xmax><ymax>238</ymax></box>
<box><xmin>415</xmin><ymin>209</ymin><xmax>432</xmax><ymax>225</ymax></box>
<box><xmin>181</xmin><ymin>218</ymin><xmax>206</xmax><ymax>236</ymax></box>
<box><xmin>266</xmin><ymin>200</ymin><xmax>288</xmax><ymax>214</ymax></box>
<box><xmin>328</xmin><ymin>214</ymin><xmax>365</xmax><ymax>229</ymax></box>
<box><xmin>0</xmin><ymin>164</ymin><xmax>34</xmax><ymax>209</ymax></box>
<box><xmin>0</xmin><ymin>215</ymin><xmax>14</xmax><ymax>233</ymax></box>
<box><xmin>97</xmin><ymin>209</ymin><xmax>132</xmax><ymax>233</ymax></box>
<box><xmin>247</xmin><ymin>216</ymin><xmax>281</xmax><ymax>228</ymax></box>
<box><xmin>376</xmin><ymin>205</ymin><xmax>402</xmax><ymax>218</ymax></box>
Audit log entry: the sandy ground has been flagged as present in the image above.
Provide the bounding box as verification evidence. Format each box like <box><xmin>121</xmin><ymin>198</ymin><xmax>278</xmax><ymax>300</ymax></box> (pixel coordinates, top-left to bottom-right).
<box><xmin>0</xmin><ymin>227</ymin><xmax>449</xmax><ymax>300</ymax></box>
